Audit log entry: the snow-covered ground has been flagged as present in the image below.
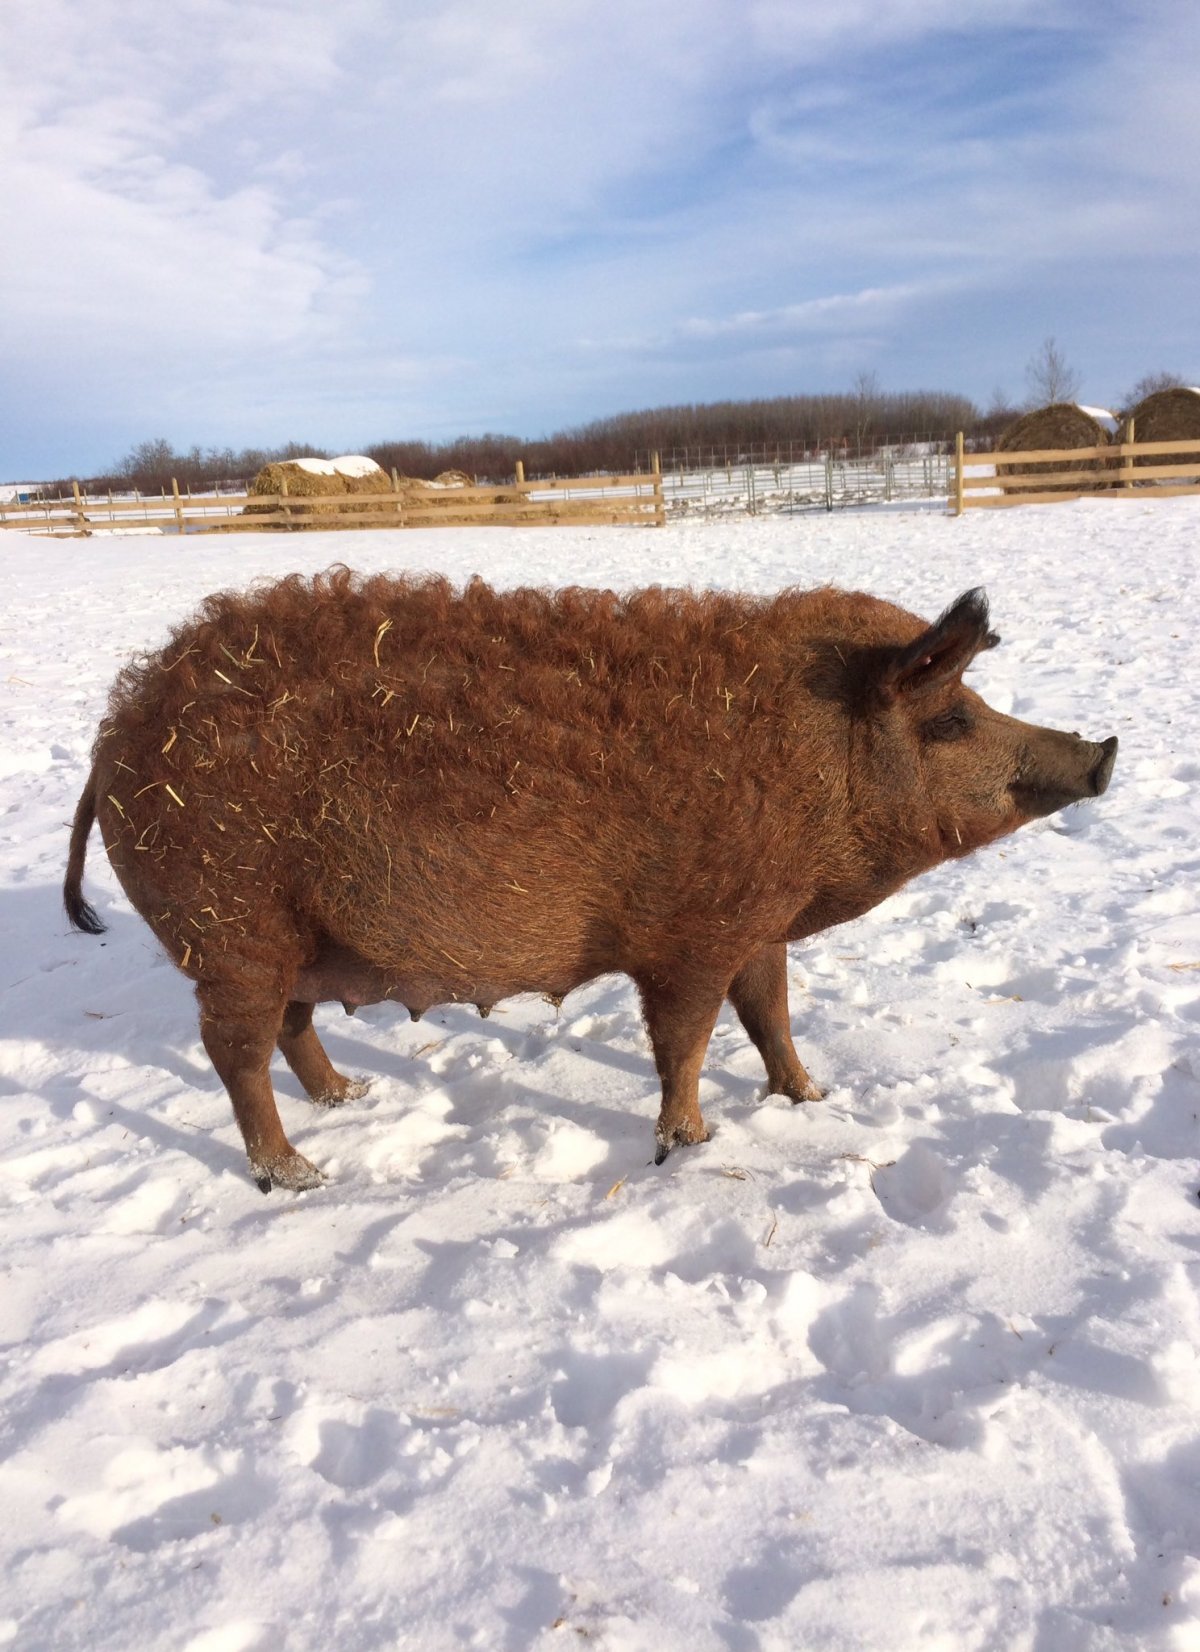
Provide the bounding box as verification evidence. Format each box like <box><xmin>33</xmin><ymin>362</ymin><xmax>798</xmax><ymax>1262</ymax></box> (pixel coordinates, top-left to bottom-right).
<box><xmin>2</xmin><ymin>501</ymin><xmax>1198</xmax><ymax>1652</ymax></box>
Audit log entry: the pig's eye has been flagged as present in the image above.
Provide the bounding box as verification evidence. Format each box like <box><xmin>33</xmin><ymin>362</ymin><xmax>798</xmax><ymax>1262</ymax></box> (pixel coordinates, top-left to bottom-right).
<box><xmin>924</xmin><ymin>706</ymin><xmax>973</xmax><ymax>742</ymax></box>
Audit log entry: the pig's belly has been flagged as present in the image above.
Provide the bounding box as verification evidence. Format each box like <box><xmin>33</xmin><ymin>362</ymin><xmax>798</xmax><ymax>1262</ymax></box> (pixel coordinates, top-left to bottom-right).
<box><xmin>292</xmin><ymin>945</ymin><xmax>403</xmax><ymax>1007</ymax></box>
<box><xmin>291</xmin><ymin>940</ymin><xmax>575</xmax><ymax>1017</ymax></box>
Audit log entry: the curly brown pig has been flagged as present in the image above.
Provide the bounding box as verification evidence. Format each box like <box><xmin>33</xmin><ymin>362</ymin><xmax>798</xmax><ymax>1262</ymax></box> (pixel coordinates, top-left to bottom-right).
<box><xmin>63</xmin><ymin>571</ymin><xmax>1117</xmax><ymax>1192</ymax></box>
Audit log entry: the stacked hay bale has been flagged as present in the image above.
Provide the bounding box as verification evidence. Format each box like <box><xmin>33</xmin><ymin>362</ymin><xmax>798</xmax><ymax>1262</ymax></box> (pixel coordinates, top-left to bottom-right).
<box><xmin>395</xmin><ymin>468</ymin><xmax>489</xmax><ymax>526</ymax></box>
<box><xmin>996</xmin><ymin>403</ymin><xmax>1116</xmax><ymax>489</ymax></box>
<box><xmin>244</xmin><ymin>456</ymin><xmax>394</xmax><ymax>526</ymax></box>
<box><xmin>1120</xmin><ymin>387</ymin><xmax>1200</xmax><ymax>479</ymax></box>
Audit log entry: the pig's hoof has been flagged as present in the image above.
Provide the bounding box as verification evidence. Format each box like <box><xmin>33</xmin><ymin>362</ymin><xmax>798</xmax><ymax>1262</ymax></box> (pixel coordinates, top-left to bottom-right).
<box><xmin>767</xmin><ymin>1067</ymin><xmax>823</xmax><ymax>1104</ymax></box>
<box><xmin>250</xmin><ymin>1150</ymin><xmax>326</xmax><ymax>1194</ymax></box>
<box><xmin>313</xmin><ymin>1076</ymin><xmax>371</xmax><ymax>1109</ymax></box>
<box><xmin>653</xmin><ymin>1119</ymin><xmax>710</xmax><ymax>1165</ymax></box>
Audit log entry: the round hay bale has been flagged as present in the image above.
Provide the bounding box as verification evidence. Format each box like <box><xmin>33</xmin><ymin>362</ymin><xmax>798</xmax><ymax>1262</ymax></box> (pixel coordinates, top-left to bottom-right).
<box><xmin>1121</xmin><ymin>387</ymin><xmax>1200</xmax><ymax>476</ymax></box>
<box><xmin>996</xmin><ymin>403</ymin><xmax>1115</xmax><ymax>482</ymax></box>
<box><xmin>244</xmin><ymin>457</ymin><xmax>390</xmax><ymax>526</ymax></box>
<box><xmin>433</xmin><ymin>469</ymin><xmax>474</xmax><ymax>488</ymax></box>
<box><xmin>248</xmin><ymin>460</ymin><xmax>338</xmax><ymax>499</ymax></box>
<box><xmin>340</xmin><ymin>467</ymin><xmax>392</xmax><ymax>506</ymax></box>
<box><xmin>243</xmin><ymin>460</ymin><xmax>337</xmax><ymax>528</ymax></box>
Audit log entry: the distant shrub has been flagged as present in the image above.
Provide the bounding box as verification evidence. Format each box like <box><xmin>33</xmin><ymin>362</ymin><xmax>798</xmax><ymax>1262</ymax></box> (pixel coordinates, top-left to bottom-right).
<box><xmin>49</xmin><ymin>438</ymin><xmax>333</xmax><ymax>497</ymax></box>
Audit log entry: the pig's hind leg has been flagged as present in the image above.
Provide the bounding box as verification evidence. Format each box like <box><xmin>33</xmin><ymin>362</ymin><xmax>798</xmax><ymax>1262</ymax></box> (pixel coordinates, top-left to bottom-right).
<box><xmin>727</xmin><ymin>943</ymin><xmax>823</xmax><ymax>1104</ymax></box>
<box><xmin>638</xmin><ymin>976</ymin><xmax>724</xmax><ymax>1163</ymax></box>
<box><xmin>197</xmin><ymin>974</ymin><xmax>325</xmax><ymax>1194</ymax></box>
<box><xmin>278</xmin><ymin>1000</ymin><xmax>370</xmax><ymax>1107</ymax></box>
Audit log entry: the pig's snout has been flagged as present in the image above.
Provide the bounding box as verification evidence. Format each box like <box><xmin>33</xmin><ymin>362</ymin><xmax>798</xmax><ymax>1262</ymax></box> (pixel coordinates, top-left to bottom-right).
<box><xmin>1012</xmin><ymin>729</ymin><xmax>1118</xmax><ymax>819</ymax></box>
<box><xmin>1089</xmin><ymin>735</ymin><xmax>1118</xmax><ymax>797</ymax></box>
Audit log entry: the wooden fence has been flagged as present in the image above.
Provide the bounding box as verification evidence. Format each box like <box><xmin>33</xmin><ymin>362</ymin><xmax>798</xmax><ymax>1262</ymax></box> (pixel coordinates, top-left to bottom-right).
<box><xmin>951</xmin><ymin>429</ymin><xmax>1200</xmax><ymax>513</ymax></box>
<box><xmin>0</xmin><ymin>461</ymin><xmax>665</xmax><ymax>537</ymax></box>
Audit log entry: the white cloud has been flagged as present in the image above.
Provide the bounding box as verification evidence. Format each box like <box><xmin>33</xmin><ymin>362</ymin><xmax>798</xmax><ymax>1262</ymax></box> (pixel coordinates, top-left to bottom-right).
<box><xmin>0</xmin><ymin>0</ymin><xmax>384</xmax><ymax>464</ymax></box>
<box><xmin>745</xmin><ymin>0</ymin><xmax>1069</xmax><ymax>53</ymax></box>
<box><xmin>673</xmin><ymin>282</ymin><xmax>960</xmax><ymax>344</ymax></box>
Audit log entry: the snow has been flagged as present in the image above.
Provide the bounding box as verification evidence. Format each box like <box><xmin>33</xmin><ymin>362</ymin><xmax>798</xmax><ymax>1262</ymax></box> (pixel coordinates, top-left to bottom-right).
<box><xmin>288</xmin><ymin>455</ymin><xmax>384</xmax><ymax>478</ymax></box>
<box><xmin>2</xmin><ymin>500</ymin><xmax>1199</xmax><ymax>1651</ymax></box>
<box><xmin>1077</xmin><ymin>406</ymin><xmax>1119</xmax><ymax>434</ymax></box>
<box><xmin>331</xmin><ymin>455</ymin><xmax>385</xmax><ymax>479</ymax></box>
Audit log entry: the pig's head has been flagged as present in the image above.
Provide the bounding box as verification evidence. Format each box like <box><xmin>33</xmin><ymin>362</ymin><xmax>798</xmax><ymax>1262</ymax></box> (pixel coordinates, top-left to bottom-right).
<box><xmin>849</xmin><ymin>588</ymin><xmax>1117</xmax><ymax>869</ymax></box>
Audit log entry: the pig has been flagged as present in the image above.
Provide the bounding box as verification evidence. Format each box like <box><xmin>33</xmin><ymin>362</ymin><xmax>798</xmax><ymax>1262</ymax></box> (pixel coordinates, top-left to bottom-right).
<box><xmin>63</xmin><ymin>572</ymin><xmax>1117</xmax><ymax>1192</ymax></box>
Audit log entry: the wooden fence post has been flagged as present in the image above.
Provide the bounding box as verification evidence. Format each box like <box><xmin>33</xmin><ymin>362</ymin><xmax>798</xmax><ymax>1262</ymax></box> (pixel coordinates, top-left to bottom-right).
<box><xmin>515</xmin><ymin>460</ymin><xmax>525</xmax><ymax>486</ymax></box>
<box><xmin>71</xmin><ymin>479</ymin><xmax>89</xmax><ymax>535</ymax></box>
<box><xmin>1122</xmin><ymin>418</ymin><xmax>1135</xmax><ymax>491</ymax></box>
<box><xmin>954</xmin><ymin>432</ymin><xmax>965</xmax><ymax>516</ymax></box>
<box><xmin>280</xmin><ymin>471</ymin><xmax>292</xmax><ymax>529</ymax></box>
<box><xmin>651</xmin><ymin>451</ymin><xmax>665</xmax><ymax>527</ymax></box>
<box><xmin>171</xmin><ymin>478</ymin><xmax>185</xmax><ymax>535</ymax></box>
<box><xmin>391</xmin><ymin>468</ymin><xmax>404</xmax><ymax>525</ymax></box>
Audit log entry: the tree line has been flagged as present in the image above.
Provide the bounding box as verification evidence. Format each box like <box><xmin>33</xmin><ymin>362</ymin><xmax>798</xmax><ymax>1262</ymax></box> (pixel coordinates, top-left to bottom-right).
<box><xmin>63</xmin><ymin>389</ymin><xmax>994</xmax><ymax>495</ymax></box>
<box><xmin>55</xmin><ymin>359</ymin><xmax>1186</xmax><ymax>494</ymax></box>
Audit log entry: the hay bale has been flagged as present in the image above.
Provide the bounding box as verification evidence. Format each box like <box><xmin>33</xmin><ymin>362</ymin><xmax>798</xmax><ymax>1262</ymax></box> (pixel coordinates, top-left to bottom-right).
<box><xmin>340</xmin><ymin>468</ymin><xmax>392</xmax><ymax>505</ymax></box>
<box><xmin>996</xmin><ymin>403</ymin><xmax>1115</xmax><ymax>483</ymax></box>
<box><xmin>433</xmin><ymin>469</ymin><xmax>475</xmax><ymax>488</ymax></box>
<box><xmin>1121</xmin><ymin>387</ymin><xmax>1200</xmax><ymax>475</ymax></box>
<box><xmin>332</xmin><ymin>456</ymin><xmax>394</xmax><ymax>505</ymax></box>
<box><xmin>248</xmin><ymin>460</ymin><xmax>337</xmax><ymax>500</ymax></box>
<box><xmin>244</xmin><ymin>456</ymin><xmax>391</xmax><ymax>526</ymax></box>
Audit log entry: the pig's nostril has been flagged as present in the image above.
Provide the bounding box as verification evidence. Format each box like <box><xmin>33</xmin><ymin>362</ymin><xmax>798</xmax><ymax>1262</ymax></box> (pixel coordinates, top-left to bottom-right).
<box><xmin>1090</xmin><ymin>735</ymin><xmax>1118</xmax><ymax>796</ymax></box>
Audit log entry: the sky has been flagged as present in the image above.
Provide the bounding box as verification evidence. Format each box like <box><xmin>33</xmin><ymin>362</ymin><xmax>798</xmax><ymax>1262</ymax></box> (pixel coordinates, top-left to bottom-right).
<box><xmin>2</xmin><ymin>0</ymin><xmax>1199</xmax><ymax>478</ymax></box>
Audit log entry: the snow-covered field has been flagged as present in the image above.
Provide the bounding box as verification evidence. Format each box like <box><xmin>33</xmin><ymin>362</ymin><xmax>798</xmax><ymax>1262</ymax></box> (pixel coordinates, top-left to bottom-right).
<box><xmin>2</xmin><ymin>501</ymin><xmax>1198</xmax><ymax>1651</ymax></box>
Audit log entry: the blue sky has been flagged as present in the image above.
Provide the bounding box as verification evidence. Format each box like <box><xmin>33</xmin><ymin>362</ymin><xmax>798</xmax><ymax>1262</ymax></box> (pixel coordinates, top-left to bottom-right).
<box><xmin>2</xmin><ymin>0</ymin><xmax>1197</xmax><ymax>477</ymax></box>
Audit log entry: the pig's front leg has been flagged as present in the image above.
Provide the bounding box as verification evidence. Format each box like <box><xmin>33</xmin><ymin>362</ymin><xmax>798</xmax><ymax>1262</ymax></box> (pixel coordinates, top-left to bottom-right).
<box><xmin>637</xmin><ymin>973</ymin><xmax>726</xmax><ymax>1163</ymax></box>
<box><xmin>727</xmin><ymin>942</ymin><xmax>823</xmax><ymax>1104</ymax></box>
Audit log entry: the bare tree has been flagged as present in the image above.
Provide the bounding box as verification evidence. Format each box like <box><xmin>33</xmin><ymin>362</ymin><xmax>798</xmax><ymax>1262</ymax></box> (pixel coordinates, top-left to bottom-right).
<box><xmin>850</xmin><ymin>371</ymin><xmax>882</xmax><ymax>454</ymax></box>
<box><xmin>1120</xmin><ymin>370</ymin><xmax>1185</xmax><ymax>412</ymax></box>
<box><xmin>118</xmin><ymin>437</ymin><xmax>175</xmax><ymax>479</ymax></box>
<box><xmin>976</xmin><ymin>387</ymin><xmax>1020</xmax><ymax>441</ymax></box>
<box><xmin>1025</xmin><ymin>337</ymin><xmax>1081</xmax><ymax>406</ymax></box>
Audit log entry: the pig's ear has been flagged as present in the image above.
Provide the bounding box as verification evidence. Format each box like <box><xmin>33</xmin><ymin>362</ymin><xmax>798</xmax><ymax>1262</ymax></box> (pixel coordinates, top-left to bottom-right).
<box><xmin>878</xmin><ymin>588</ymin><xmax>999</xmax><ymax>702</ymax></box>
